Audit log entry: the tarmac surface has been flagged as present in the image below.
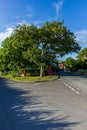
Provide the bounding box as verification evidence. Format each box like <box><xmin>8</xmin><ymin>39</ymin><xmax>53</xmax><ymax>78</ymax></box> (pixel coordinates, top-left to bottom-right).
<box><xmin>0</xmin><ymin>75</ymin><xmax>87</xmax><ymax>130</ymax></box>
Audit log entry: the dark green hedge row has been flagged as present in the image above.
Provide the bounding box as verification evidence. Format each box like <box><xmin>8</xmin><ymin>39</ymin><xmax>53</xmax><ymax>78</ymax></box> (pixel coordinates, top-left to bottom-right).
<box><xmin>23</xmin><ymin>68</ymin><xmax>40</xmax><ymax>73</ymax></box>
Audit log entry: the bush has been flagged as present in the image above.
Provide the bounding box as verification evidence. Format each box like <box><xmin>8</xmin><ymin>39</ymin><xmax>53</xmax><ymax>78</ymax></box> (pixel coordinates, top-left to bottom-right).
<box><xmin>8</xmin><ymin>71</ymin><xmax>19</xmax><ymax>77</ymax></box>
<box><xmin>20</xmin><ymin>68</ymin><xmax>40</xmax><ymax>76</ymax></box>
<box><xmin>26</xmin><ymin>68</ymin><xmax>40</xmax><ymax>73</ymax></box>
<box><xmin>0</xmin><ymin>71</ymin><xmax>3</xmax><ymax>76</ymax></box>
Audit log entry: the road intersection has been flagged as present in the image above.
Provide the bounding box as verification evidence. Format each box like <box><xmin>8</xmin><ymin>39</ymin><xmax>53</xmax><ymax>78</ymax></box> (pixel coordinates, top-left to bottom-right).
<box><xmin>0</xmin><ymin>74</ymin><xmax>87</xmax><ymax>130</ymax></box>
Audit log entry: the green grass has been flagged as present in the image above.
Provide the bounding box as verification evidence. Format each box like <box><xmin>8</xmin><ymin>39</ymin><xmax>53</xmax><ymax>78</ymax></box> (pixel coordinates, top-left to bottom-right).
<box><xmin>3</xmin><ymin>75</ymin><xmax>58</xmax><ymax>82</ymax></box>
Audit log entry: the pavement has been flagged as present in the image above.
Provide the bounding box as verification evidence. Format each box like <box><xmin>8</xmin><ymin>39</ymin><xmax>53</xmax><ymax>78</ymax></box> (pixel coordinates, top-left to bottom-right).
<box><xmin>0</xmin><ymin>77</ymin><xmax>87</xmax><ymax>130</ymax></box>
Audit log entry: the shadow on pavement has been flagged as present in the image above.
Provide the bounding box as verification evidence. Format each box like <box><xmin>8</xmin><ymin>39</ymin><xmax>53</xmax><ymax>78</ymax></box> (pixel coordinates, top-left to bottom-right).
<box><xmin>0</xmin><ymin>77</ymin><xmax>80</xmax><ymax>130</ymax></box>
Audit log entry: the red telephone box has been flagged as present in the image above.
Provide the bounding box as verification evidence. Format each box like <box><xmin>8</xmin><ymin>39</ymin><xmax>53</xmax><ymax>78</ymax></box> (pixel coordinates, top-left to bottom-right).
<box><xmin>48</xmin><ymin>66</ymin><xmax>52</xmax><ymax>76</ymax></box>
<box><xmin>24</xmin><ymin>69</ymin><xmax>26</xmax><ymax>77</ymax></box>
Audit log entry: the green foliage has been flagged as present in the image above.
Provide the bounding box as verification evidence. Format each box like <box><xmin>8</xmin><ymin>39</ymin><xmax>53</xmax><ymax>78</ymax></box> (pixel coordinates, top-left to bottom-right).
<box><xmin>39</xmin><ymin>21</ymin><xmax>80</xmax><ymax>57</ymax></box>
<box><xmin>9</xmin><ymin>71</ymin><xmax>17</xmax><ymax>77</ymax></box>
<box><xmin>64</xmin><ymin>57</ymin><xmax>77</xmax><ymax>71</ymax></box>
<box><xmin>22</xmin><ymin>68</ymin><xmax>40</xmax><ymax>73</ymax></box>
<box><xmin>0</xmin><ymin>21</ymin><xmax>81</xmax><ymax>76</ymax></box>
<box><xmin>76</xmin><ymin>48</ymin><xmax>87</xmax><ymax>69</ymax></box>
<box><xmin>0</xmin><ymin>71</ymin><xmax>3</xmax><ymax>76</ymax></box>
<box><xmin>77</xmin><ymin>48</ymin><xmax>87</xmax><ymax>62</ymax></box>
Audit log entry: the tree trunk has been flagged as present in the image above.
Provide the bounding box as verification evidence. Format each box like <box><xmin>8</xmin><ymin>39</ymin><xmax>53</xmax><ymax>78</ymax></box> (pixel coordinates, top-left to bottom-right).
<box><xmin>40</xmin><ymin>48</ymin><xmax>44</xmax><ymax>77</ymax></box>
<box><xmin>40</xmin><ymin>65</ymin><xmax>43</xmax><ymax>77</ymax></box>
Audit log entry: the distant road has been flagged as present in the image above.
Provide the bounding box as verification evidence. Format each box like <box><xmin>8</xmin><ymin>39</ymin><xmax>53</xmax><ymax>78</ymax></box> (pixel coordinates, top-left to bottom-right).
<box><xmin>59</xmin><ymin>71</ymin><xmax>87</xmax><ymax>94</ymax></box>
<box><xmin>0</xmin><ymin>77</ymin><xmax>87</xmax><ymax>129</ymax></box>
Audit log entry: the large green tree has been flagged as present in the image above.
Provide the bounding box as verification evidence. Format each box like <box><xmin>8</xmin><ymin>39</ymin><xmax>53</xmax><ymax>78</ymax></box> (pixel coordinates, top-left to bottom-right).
<box><xmin>38</xmin><ymin>21</ymin><xmax>80</xmax><ymax>76</ymax></box>
<box><xmin>1</xmin><ymin>21</ymin><xmax>81</xmax><ymax>77</ymax></box>
<box><xmin>1</xmin><ymin>24</ymin><xmax>39</xmax><ymax>71</ymax></box>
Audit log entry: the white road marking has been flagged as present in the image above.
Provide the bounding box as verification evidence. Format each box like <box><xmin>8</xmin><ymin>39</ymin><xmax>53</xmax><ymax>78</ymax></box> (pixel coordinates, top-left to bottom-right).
<box><xmin>60</xmin><ymin>79</ymin><xmax>81</xmax><ymax>94</ymax></box>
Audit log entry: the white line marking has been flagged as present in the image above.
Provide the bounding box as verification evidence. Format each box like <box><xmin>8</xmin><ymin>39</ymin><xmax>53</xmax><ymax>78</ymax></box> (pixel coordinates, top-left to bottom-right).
<box><xmin>61</xmin><ymin>79</ymin><xmax>80</xmax><ymax>94</ymax></box>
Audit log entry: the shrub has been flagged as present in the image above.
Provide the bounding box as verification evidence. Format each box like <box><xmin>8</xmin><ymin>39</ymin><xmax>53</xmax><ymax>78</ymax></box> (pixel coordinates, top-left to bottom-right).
<box><xmin>8</xmin><ymin>71</ymin><xmax>19</xmax><ymax>77</ymax></box>
<box><xmin>20</xmin><ymin>68</ymin><xmax>40</xmax><ymax>76</ymax></box>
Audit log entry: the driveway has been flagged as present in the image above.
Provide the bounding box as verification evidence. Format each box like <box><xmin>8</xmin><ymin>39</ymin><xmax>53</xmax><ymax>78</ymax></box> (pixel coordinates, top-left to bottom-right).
<box><xmin>0</xmin><ymin>77</ymin><xmax>87</xmax><ymax>130</ymax></box>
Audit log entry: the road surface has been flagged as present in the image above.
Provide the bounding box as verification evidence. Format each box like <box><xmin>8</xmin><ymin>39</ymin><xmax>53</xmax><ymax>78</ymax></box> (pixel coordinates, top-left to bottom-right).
<box><xmin>59</xmin><ymin>71</ymin><xmax>87</xmax><ymax>94</ymax></box>
<box><xmin>0</xmin><ymin>77</ymin><xmax>87</xmax><ymax>130</ymax></box>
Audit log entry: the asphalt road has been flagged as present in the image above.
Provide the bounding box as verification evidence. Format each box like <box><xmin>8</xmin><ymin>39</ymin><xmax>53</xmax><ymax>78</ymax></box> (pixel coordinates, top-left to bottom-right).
<box><xmin>59</xmin><ymin>71</ymin><xmax>87</xmax><ymax>94</ymax></box>
<box><xmin>0</xmin><ymin>77</ymin><xmax>87</xmax><ymax>130</ymax></box>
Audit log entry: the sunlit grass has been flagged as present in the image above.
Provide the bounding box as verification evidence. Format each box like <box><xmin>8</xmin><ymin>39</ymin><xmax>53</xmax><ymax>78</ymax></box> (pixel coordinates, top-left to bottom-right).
<box><xmin>4</xmin><ymin>75</ymin><xmax>58</xmax><ymax>82</ymax></box>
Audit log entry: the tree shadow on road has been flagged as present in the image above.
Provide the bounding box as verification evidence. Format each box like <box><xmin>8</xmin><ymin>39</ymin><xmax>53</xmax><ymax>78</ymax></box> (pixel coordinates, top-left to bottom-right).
<box><xmin>0</xmin><ymin>78</ymin><xmax>80</xmax><ymax>130</ymax></box>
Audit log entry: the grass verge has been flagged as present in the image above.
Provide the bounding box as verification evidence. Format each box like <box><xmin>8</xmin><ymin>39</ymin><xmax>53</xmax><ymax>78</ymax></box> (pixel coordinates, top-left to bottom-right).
<box><xmin>2</xmin><ymin>75</ymin><xmax>59</xmax><ymax>82</ymax></box>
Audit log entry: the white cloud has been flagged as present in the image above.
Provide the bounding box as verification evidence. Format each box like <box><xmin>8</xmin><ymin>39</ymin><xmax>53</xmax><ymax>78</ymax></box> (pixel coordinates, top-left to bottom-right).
<box><xmin>53</xmin><ymin>0</ymin><xmax>64</xmax><ymax>19</ymax></box>
<box><xmin>17</xmin><ymin>20</ymin><xmax>29</xmax><ymax>26</ymax></box>
<box><xmin>26</xmin><ymin>14</ymin><xmax>33</xmax><ymax>18</ymax></box>
<box><xmin>15</xmin><ymin>16</ymin><xmax>20</xmax><ymax>19</ymax></box>
<box><xmin>0</xmin><ymin>27</ymin><xmax>13</xmax><ymax>46</ymax></box>
<box><xmin>75</xmin><ymin>30</ymin><xmax>87</xmax><ymax>49</ymax></box>
<box><xmin>33</xmin><ymin>19</ymin><xmax>45</xmax><ymax>27</ymax></box>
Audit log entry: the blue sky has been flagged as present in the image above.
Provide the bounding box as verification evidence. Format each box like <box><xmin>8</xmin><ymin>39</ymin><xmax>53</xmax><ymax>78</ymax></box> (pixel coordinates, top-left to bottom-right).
<box><xmin>0</xmin><ymin>0</ymin><xmax>87</xmax><ymax>59</ymax></box>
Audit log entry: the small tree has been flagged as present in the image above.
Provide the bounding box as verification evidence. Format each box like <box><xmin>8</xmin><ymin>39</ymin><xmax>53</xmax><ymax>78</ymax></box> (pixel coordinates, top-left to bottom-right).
<box><xmin>77</xmin><ymin>48</ymin><xmax>87</xmax><ymax>69</ymax></box>
<box><xmin>64</xmin><ymin>57</ymin><xmax>77</xmax><ymax>71</ymax></box>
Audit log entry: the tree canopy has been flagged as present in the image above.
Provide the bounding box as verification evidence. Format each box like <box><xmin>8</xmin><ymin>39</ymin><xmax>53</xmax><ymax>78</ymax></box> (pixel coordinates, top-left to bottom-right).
<box><xmin>0</xmin><ymin>21</ymin><xmax>81</xmax><ymax>77</ymax></box>
<box><xmin>77</xmin><ymin>48</ymin><xmax>87</xmax><ymax>62</ymax></box>
<box><xmin>64</xmin><ymin>57</ymin><xmax>77</xmax><ymax>71</ymax></box>
<box><xmin>76</xmin><ymin>48</ymin><xmax>87</xmax><ymax>69</ymax></box>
